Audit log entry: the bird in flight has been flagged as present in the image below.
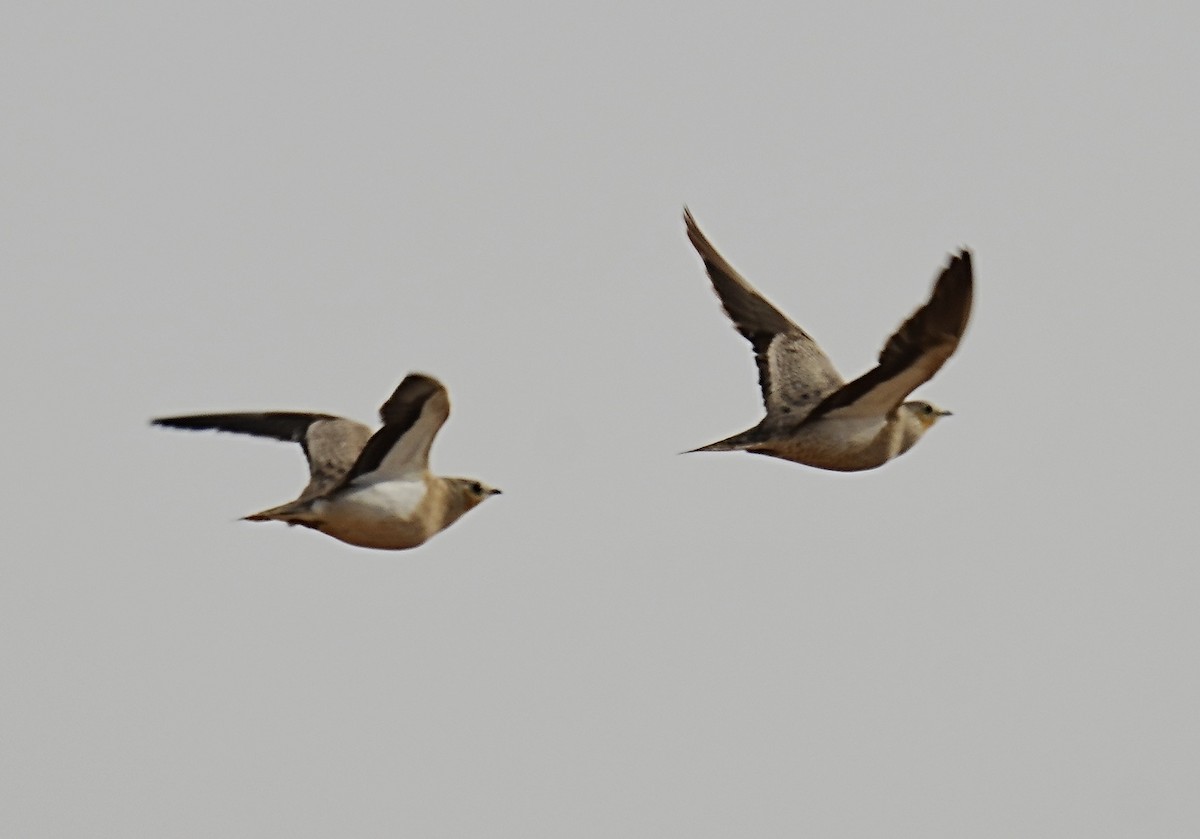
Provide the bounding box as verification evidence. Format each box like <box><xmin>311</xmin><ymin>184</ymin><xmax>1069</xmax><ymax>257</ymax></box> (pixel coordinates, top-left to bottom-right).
<box><xmin>153</xmin><ymin>374</ymin><xmax>500</xmax><ymax>549</ymax></box>
<box><xmin>683</xmin><ymin>208</ymin><xmax>973</xmax><ymax>471</ymax></box>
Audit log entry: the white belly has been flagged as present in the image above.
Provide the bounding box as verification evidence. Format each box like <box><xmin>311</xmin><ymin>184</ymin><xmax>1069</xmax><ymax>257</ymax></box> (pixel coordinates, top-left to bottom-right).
<box><xmin>309</xmin><ymin>477</ymin><xmax>440</xmax><ymax>550</ymax></box>
<box><xmin>337</xmin><ymin>476</ymin><xmax>429</xmax><ymax>518</ymax></box>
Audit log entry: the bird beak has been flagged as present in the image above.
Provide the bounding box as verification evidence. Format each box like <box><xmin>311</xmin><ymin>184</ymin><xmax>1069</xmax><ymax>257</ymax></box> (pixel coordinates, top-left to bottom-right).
<box><xmin>938</xmin><ymin>409</ymin><xmax>953</xmax><ymax>417</ymax></box>
<box><xmin>489</xmin><ymin>488</ymin><xmax>503</xmax><ymax>495</ymax></box>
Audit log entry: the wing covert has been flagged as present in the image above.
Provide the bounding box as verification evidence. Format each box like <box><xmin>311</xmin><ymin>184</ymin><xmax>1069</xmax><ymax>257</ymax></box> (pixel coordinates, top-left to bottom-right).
<box><xmin>152</xmin><ymin>411</ymin><xmax>372</xmax><ymax>500</ymax></box>
<box><xmin>684</xmin><ymin>208</ymin><xmax>844</xmax><ymax>418</ymax></box>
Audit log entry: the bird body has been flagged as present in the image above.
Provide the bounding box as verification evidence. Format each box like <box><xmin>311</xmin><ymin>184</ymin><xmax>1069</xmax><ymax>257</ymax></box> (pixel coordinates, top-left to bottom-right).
<box><xmin>684</xmin><ymin>209</ymin><xmax>971</xmax><ymax>471</ymax></box>
<box><xmin>154</xmin><ymin>374</ymin><xmax>499</xmax><ymax>550</ymax></box>
<box><xmin>248</xmin><ymin>473</ymin><xmax>487</xmax><ymax>550</ymax></box>
<box><xmin>693</xmin><ymin>405</ymin><xmax>940</xmax><ymax>472</ymax></box>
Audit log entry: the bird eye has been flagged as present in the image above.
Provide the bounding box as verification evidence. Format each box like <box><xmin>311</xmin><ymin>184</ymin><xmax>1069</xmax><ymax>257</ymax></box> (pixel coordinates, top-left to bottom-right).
<box><xmin>923</xmin><ymin>404</ymin><xmax>934</xmax><ymax>415</ymax></box>
<box><xmin>470</xmin><ymin>481</ymin><xmax>483</xmax><ymax>494</ymax></box>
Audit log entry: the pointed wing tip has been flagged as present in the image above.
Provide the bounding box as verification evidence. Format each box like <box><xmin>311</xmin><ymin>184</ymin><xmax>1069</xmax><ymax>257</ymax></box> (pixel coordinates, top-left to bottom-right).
<box><xmin>912</xmin><ymin>247</ymin><xmax>975</xmax><ymax>354</ymax></box>
<box><xmin>683</xmin><ymin>209</ymin><xmax>727</xmax><ymax>269</ymax></box>
<box><xmin>383</xmin><ymin>374</ymin><xmax>448</xmax><ymax>411</ymax></box>
<box><xmin>398</xmin><ymin>372</ymin><xmax>445</xmax><ymax>390</ymax></box>
<box><xmin>950</xmin><ymin>245</ymin><xmax>974</xmax><ymax>289</ymax></box>
<box><xmin>935</xmin><ymin>248</ymin><xmax>975</xmax><ymax>306</ymax></box>
<box><xmin>149</xmin><ymin>415</ymin><xmax>202</xmax><ymax>431</ymax></box>
<box><xmin>378</xmin><ymin>372</ymin><xmax>451</xmax><ymax>428</ymax></box>
<box><xmin>948</xmin><ymin>248</ymin><xmax>973</xmax><ymax>281</ymax></box>
<box><xmin>683</xmin><ymin>207</ymin><xmax>702</xmax><ymax>241</ymax></box>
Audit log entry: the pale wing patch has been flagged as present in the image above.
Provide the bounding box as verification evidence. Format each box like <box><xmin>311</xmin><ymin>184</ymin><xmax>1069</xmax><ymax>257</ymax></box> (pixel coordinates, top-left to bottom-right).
<box><xmin>684</xmin><ymin>210</ymin><xmax>844</xmax><ymax>418</ymax></box>
<box><xmin>765</xmin><ymin>334</ymin><xmax>845</xmax><ymax>419</ymax></box>
<box><xmin>820</xmin><ymin>414</ymin><xmax>888</xmax><ymax>446</ymax></box>
<box><xmin>368</xmin><ymin>390</ymin><xmax>450</xmax><ymax>480</ymax></box>
<box><xmin>818</xmin><ymin>342</ymin><xmax>955</xmax><ymax>420</ymax></box>
<box><xmin>804</xmin><ymin>250</ymin><xmax>972</xmax><ymax>424</ymax></box>
<box><xmin>336</xmin><ymin>475</ymin><xmax>430</xmax><ymax>519</ymax></box>
<box><xmin>150</xmin><ymin>410</ymin><xmax>373</xmax><ymax>503</ymax></box>
<box><xmin>299</xmin><ymin>418</ymin><xmax>373</xmax><ymax>499</ymax></box>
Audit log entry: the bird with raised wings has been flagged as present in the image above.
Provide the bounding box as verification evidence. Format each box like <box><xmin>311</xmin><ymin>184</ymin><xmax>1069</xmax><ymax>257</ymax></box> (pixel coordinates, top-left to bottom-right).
<box><xmin>683</xmin><ymin>209</ymin><xmax>973</xmax><ymax>471</ymax></box>
<box><xmin>153</xmin><ymin>374</ymin><xmax>500</xmax><ymax>549</ymax></box>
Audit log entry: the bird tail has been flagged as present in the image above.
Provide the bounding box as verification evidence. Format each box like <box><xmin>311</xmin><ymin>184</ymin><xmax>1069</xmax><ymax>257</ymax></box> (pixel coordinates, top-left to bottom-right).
<box><xmin>242</xmin><ymin>500</ymin><xmax>315</xmax><ymax>525</ymax></box>
<box><xmin>683</xmin><ymin>427</ymin><xmax>761</xmax><ymax>454</ymax></box>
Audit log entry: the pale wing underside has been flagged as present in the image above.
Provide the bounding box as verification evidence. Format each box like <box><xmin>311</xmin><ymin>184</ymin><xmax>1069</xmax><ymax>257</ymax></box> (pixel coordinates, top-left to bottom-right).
<box><xmin>340</xmin><ymin>374</ymin><xmax>451</xmax><ymax>484</ymax></box>
<box><xmin>761</xmin><ymin>332</ymin><xmax>847</xmax><ymax>418</ymax></box>
<box><xmin>684</xmin><ymin>209</ymin><xmax>844</xmax><ymax>419</ymax></box>
<box><xmin>296</xmin><ymin>419</ymin><xmax>374</xmax><ymax>499</ymax></box>
<box><xmin>806</xmin><ymin>250</ymin><xmax>974</xmax><ymax>422</ymax></box>
<box><xmin>151</xmin><ymin>412</ymin><xmax>373</xmax><ymax>500</ymax></box>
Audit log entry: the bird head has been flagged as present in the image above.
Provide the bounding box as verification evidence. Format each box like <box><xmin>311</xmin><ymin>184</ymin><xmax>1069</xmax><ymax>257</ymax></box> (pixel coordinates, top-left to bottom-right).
<box><xmin>903</xmin><ymin>400</ymin><xmax>953</xmax><ymax>430</ymax></box>
<box><xmin>451</xmin><ymin>478</ymin><xmax>503</xmax><ymax>511</ymax></box>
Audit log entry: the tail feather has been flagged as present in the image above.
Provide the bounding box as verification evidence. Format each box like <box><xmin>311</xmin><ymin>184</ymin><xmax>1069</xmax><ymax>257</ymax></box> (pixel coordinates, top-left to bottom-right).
<box><xmin>684</xmin><ymin>428</ymin><xmax>760</xmax><ymax>454</ymax></box>
<box><xmin>242</xmin><ymin>500</ymin><xmax>315</xmax><ymax>525</ymax></box>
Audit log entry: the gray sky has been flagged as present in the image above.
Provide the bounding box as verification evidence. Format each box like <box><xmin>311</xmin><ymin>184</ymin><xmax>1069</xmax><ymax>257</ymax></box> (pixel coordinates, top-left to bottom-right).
<box><xmin>4</xmin><ymin>1</ymin><xmax>1199</xmax><ymax>836</ymax></box>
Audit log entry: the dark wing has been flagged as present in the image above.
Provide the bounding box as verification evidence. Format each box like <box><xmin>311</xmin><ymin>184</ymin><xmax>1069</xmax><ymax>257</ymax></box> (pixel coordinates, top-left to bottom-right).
<box><xmin>684</xmin><ymin>208</ymin><xmax>844</xmax><ymax>420</ymax></box>
<box><xmin>151</xmin><ymin>411</ymin><xmax>373</xmax><ymax>500</ymax></box>
<box><xmin>337</xmin><ymin>374</ymin><xmax>451</xmax><ymax>486</ymax></box>
<box><xmin>804</xmin><ymin>250</ymin><xmax>973</xmax><ymax>422</ymax></box>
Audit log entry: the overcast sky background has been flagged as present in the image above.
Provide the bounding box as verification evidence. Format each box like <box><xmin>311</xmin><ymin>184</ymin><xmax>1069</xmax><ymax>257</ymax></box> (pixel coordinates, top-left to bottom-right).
<box><xmin>4</xmin><ymin>2</ymin><xmax>1199</xmax><ymax>836</ymax></box>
